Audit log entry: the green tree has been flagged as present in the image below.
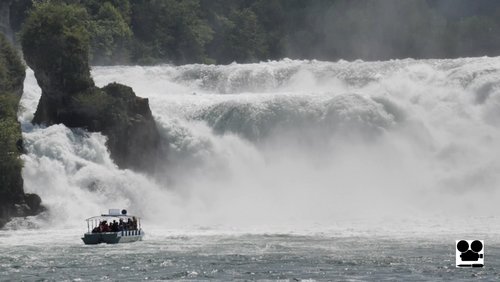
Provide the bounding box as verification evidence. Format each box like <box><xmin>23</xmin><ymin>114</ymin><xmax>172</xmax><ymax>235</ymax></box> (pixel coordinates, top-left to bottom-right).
<box><xmin>205</xmin><ymin>5</ymin><xmax>267</xmax><ymax>64</ymax></box>
<box><xmin>227</xmin><ymin>8</ymin><xmax>267</xmax><ymax>62</ymax></box>
<box><xmin>250</xmin><ymin>0</ymin><xmax>286</xmax><ymax>59</ymax></box>
<box><xmin>131</xmin><ymin>0</ymin><xmax>212</xmax><ymax>64</ymax></box>
<box><xmin>88</xmin><ymin>1</ymin><xmax>132</xmax><ymax>64</ymax></box>
<box><xmin>10</xmin><ymin>0</ymin><xmax>500</xmax><ymax>64</ymax></box>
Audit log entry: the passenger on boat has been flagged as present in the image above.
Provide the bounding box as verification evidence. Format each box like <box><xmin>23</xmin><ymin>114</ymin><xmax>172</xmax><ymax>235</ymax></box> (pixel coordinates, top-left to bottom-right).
<box><xmin>111</xmin><ymin>220</ymin><xmax>119</xmax><ymax>232</ymax></box>
<box><xmin>90</xmin><ymin>218</ymin><xmax>140</xmax><ymax>234</ymax></box>
<box><xmin>119</xmin><ymin>219</ymin><xmax>125</xmax><ymax>231</ymax></box>
<box><xmin>100</xmin><ymin>221</ymin><xmax>111</xmax><ymax>232</ymax></box>
<box><xmin>132</xmin><ymin>217</ymin><xmax>138</xmax><ymax>230</ymax></box>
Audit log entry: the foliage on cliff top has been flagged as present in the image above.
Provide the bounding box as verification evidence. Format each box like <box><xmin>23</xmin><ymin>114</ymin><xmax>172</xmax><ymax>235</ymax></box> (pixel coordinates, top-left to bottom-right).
<box><xmin>21</xmin><ymin>2</ymin><xmax>90</xmax><ymax>54</ymax></box>
<box><xmin>20</xmin><ymin>2</ymin><xmax>94</xmax><ymax>94</ymax></box>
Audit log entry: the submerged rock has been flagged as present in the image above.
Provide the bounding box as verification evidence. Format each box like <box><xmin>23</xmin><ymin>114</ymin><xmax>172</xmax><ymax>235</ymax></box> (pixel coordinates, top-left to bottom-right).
<box><xmin>21</xmin><ymin>3</ymin><xmax>162</xmax><ymax>171</ymax></box>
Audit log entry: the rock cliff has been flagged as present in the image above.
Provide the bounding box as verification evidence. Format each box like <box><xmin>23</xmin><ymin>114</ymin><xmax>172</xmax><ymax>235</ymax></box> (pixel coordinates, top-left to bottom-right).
<box><xmin>21</xmin><ymin>3</ymin><xmax>162</xmax><ymax>171</ymax></box>
<box><xmin>0</xmin><ymin>33</ymin><xmax>43</xmax><ymax>228</ymax></box>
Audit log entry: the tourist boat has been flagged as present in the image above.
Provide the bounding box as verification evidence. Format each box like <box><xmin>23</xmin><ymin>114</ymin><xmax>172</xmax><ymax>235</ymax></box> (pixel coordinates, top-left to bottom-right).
<box><xmin>82</xmin><ymin>209</ymin><xmax>144</xmax><ymax>244</ymax></box>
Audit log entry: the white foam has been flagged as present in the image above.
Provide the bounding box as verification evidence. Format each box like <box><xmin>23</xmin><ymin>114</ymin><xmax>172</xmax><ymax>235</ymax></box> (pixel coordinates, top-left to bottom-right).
<box><xmin>17</xmin><ymin>58</ymin><xmax>500</xmax><ymax>232</ymax></box>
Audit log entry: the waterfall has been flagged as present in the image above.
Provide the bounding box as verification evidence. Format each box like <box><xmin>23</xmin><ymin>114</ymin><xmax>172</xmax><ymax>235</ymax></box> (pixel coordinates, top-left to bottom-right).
<box><xmin>19</xmin><ymin>57</ymin><xmax>500</xmax><ymax>230</ymax></box>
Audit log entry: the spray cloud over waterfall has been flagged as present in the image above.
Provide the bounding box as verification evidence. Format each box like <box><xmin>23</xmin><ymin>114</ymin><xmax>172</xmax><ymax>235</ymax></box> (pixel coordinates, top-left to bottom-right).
<box><xmin>18</xmin><ymin>57</ymin><xmax>500</xmax><ymax>231</ymax></box>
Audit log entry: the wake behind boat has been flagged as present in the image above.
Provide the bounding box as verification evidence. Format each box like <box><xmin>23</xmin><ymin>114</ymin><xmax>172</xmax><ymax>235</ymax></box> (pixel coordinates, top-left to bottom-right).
<box><xmin>82</xmin><ymin>209</ymin><xmax>144</xmax><ymax>245</ymax></box>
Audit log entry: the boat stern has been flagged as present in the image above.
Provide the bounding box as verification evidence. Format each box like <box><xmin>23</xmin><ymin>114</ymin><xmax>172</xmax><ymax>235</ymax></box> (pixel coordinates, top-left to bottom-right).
<box><xmin>82</xmin><ymin>232</ymin><xmax>121</xmax><ymax>245</ymax></box>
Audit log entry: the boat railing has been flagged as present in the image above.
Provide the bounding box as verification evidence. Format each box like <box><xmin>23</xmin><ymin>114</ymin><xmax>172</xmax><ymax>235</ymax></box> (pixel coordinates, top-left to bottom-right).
<box><xmin>86</xmin><ymin>229</ymin><xmax>142</xmax><ymax>236</ymax></box>
<box><xmin>120</xmin><ymin>229</ymin><xmax>142</xmax><ymax>236</ymax></box>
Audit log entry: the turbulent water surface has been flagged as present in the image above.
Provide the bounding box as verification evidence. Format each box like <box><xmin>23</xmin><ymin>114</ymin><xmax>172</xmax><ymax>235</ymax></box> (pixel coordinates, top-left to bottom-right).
<box><xmin>2</xmin><ymin>58</ymin><xmax>500</xmax><ymax>280</ymax></box>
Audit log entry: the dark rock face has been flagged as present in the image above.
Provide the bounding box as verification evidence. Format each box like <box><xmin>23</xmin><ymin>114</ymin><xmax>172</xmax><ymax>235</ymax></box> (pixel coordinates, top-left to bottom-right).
<box><xmin>0</xmin><ymin>33</ymin><xmax>43</xmax><ymax>228</ymax></box>
<box><xmin>23</xmin><ymin>193</ymin><xmax>42</xmax><ymax>215</ymax></box>
<box><xmin>48</xmin><ymin>83</ymin><xmax>162</xmax><ymax>171</ymax></box>
<box><xmin>100</xmin><ymin>83</ymin><xmax>161</xmax><ymax>170</ymax></box>
<box><xmin>21</xmin><ymin>3</ymin><xmax>162</xmax><ymax>171</ymax></box>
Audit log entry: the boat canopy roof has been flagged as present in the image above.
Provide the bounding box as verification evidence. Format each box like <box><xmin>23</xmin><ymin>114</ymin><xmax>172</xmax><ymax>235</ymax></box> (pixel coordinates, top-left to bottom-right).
<box><xmin>85</xmin><ymin>214</ymin><xmax>138</xmax><ymax>221</ymax></box>
<box><xmin>85</xmin><ymin>209</ymin><xmax>139</xmax><ymax>221</ymax></box>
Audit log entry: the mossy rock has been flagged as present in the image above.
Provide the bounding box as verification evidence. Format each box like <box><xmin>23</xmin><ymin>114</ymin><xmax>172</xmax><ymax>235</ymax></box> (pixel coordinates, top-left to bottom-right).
<box><xmin>0</xmin><ymin>32</ymin><xmax>43</xmax><ymax>228</ymax></box>
<box><xmin>0</xmin><ymin>32</ymin><xmax>25</xmax><ymax>204</ymax></box>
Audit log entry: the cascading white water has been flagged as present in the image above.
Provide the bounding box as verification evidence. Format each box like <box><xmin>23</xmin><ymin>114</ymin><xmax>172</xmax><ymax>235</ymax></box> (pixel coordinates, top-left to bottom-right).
<box><xmin>18</xmin><ymin>57</ymin><xmax>500</xmax><ymax>232</ymax></box>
